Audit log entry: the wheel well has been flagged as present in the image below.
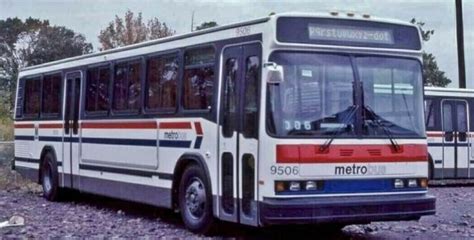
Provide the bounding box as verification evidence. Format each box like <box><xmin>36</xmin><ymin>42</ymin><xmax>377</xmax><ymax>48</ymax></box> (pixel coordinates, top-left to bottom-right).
<box><xmin>172</xmin><ymin>154</ymin><xmax>212</xmax><ymax>210</ymax></box>
<box><xmin>39</xmin><ymin>146</ymin><xmax>57</xmax><ymax>183</ymax></box>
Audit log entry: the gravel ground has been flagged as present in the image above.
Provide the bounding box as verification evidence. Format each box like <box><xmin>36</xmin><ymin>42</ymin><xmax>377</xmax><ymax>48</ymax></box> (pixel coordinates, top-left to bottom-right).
<box><xmin>1</xmin><ymin>165</ymin><xmax>474</xmax><ymax>239</ymax></box>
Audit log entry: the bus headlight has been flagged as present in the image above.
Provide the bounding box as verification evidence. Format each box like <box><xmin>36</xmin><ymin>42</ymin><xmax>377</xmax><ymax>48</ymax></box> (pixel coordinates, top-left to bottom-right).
<box><xmin>289</xmin><ymin>181</ymin><xmax>301</xmax><ymax>191</ymax></box>
<box><xmin>305</xmin><ymin>181</ymin><xmax>318</xmax><ymax>191</ymax></box>
<box><xmin>394</xmin><ymin>179</ymin><xmax>404</xmax><ymax>188</ymax></box>
<box><xmin>408</xmin><ymin>179</ymin><xmax>418</xmax><ymax>188</ymax></box>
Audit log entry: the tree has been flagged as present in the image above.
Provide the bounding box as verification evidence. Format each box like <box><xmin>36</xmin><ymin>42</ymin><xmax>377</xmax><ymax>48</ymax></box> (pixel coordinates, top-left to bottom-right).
<box><xmin>0</xmin><ymin>17</ymin><xmax>92</xmax><ymax>111</ymax></box>
<box><xmin>411</xmin><ymin>18</ymin><xmax>452</xmax><ymax>87</ymax></box>
<box><xmin>195</xmin><ymin>21</ymin><xmax>218</xmax><ymax>31</ymax></box>
<box><xmin>98</xmin><ymin>10</ymin><xmax>175</xmax><ymax>50</ymax></box>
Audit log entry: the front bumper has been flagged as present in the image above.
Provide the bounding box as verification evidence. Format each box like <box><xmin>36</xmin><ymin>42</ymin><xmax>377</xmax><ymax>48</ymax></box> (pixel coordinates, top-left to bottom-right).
<box><xmin>260</xmin><ymin>193</ymin><xmax>436</xmax><ymax>225</ymax></box>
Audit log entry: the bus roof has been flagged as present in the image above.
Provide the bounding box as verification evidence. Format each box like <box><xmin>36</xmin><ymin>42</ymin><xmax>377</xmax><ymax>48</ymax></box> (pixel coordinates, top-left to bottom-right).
<box><xmin>20</xmin><ymin>12</ymin><xmax>418</xmax><ymax>74</ymax></box>
<box><xmin>425</xmin><ymin>86</ymin><xmax>474</xmax><ymax>98</ymax></box>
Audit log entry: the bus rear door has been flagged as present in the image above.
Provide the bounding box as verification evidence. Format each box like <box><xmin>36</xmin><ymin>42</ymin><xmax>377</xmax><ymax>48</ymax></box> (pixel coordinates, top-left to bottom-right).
<box><xmin>218</xmin><ymin>43</ymin><xmax>261</xmax><ymax>226</ymax></box>
<box><xmin>442</xmin><ymin>100</ymin><xmax>470</xmax><ymax>178</ymax></box>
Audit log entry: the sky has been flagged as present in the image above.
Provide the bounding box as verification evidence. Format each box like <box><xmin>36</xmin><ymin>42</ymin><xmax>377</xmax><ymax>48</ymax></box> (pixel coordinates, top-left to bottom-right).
<box><xmin>1</xmin><ymin>0</ymin><xmax>473</xmax><ymax>88</ymax></box>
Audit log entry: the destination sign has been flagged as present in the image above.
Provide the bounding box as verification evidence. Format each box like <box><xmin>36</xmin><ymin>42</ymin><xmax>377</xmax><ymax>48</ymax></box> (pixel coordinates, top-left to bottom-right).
<box><xmin>277</xmin><ymin>17</ymin><xmax>421</xmax><ymax>50</ymax></box>
<box><xmin>308</xmin><ymin>24</ymin><xmax>394</xmax><ymax>45</ymax></box>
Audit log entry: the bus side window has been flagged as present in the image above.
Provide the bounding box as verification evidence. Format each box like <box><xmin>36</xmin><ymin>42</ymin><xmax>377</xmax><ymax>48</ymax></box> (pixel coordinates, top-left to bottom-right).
<box><xmin>41</xmin><ymin>73</ymin><xmax>62</xmax><ymax>117</ymax></box>
<box><xmin>113</xmin><ymin>61</ymin><xmax>142</xmax><ymax>112</ymax></box>
<box><xmin>86</xmin><ymin>66</ymin><xmax>110</xmax><ymax>113</ymax></box>
<box><xmin>183</xmin><ymin>47</ymin><xmax>215</xmax><ymax>110</ymax></box>
<box><xmin>145</xmin><ymin>54</ymin><xmax>178</xmax><ymax>111</ymax></box>
<box><xmin>15</xmin><ymin>78</ymin><xmax>25</xmax><ymax>119</ymax></box>
<box><xmin>23</xmin><ymin>77</ymin><xmax>41</xmax><ymax>118</ymax></box>
<box><xmin>424</xmin><ymin>99</ymin><xmax>436</xmax><ymax>130</ymax></box>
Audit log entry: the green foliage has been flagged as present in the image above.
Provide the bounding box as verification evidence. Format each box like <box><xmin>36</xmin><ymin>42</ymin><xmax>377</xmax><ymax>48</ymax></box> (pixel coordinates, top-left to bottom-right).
<box><xmin>0</xmin><ymin>17</ymin><xmax>92</xmax><ymax>113</ymax></box>
<box><xmin>195</xmin><ymin>21</ymin><xmax>218</xmax><ymax>31</ymax></box>
<box><xmin>20</xmin><ymin>26</ymin><xmax>92</xmax><ymax>66</ymax></box>
<box><xmin>411</xmin><ymin>18</ymin><xmax>452</xmax><ymax>87</ymax></box>
<box><xmin>98</xmin><ymin>10</ymin><xmax>175</xmax><ymax>50</ymax></box>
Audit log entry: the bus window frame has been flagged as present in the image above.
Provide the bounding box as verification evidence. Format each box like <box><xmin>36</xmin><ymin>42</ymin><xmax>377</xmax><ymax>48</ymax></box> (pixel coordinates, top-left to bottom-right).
<box><xmin>181</xmin><ymin>44</ymin><xmax>217</xmax><ymax>115</ymax></box>
<box><xmin>20</xmin><ymin>74</ymin><xmax>43</xmax><ymax>120</ymax></box>
<box><xmin>144</xmin><ymin>50</ymin><xmax>181</xmax><ymax>115</ymax></box>
<box><xmin>110</xmin><ymin>56</ymin><xmax>145</xmax><ymax>117</ymax></box>
<box><xmin>84</xmin><ymin>63</ymin><xmax>112</xmax><ymax>118</ymax></box>
<box><xmin>40</xmin><ymin>71</ymin><xmax>63</xmax><ymax>120</ymax></box>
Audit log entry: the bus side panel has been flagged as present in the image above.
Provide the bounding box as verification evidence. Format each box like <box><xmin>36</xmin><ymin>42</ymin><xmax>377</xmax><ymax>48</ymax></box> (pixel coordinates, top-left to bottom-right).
<box><xmin>13</xmin><ymin>122</ymin><xmax>39</xmax><ymax>182</ymax></box>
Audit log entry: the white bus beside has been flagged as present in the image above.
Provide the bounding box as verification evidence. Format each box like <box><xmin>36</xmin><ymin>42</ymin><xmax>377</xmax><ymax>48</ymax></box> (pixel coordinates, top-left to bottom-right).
<box><xmin>14</xmin><ymin>12</ymin><xmax>435</xmax><ymax>233</ymax></box>
<box><xmin>425</xmin><ymin>87</ymin><xmax>474</xmax><ymax>179</ymax></box>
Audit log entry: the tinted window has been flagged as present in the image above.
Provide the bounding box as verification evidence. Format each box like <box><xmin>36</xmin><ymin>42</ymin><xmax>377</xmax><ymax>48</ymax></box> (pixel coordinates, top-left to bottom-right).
<box><xmin>41</xmin><ymin>73</ymin><xmax>62</xmax><ymax>115</ymax></box>
<box><xmin>442</xmin><ymin>103</ymin><xmax>453</xmax><ymax>131</ymax></box>
<box><xmin>457</xmin><ymin>103</ymin><xmax>468</xmax><ymax>132</ymax></box>
<box><xmin>243</xmin><ymin>56</ymin><xmax>260</xmax><ymax>138</ymax></box>
<box><xmin>113</xmin><ymin>61</ymin><xmax>142</xmax><ymax>111</ymax></box>
<box><xmin>223</xmin><ymin>58</ymin><xmax>238</xmax><ymax>137</ymax></box>
<box><xmin>424</xmin><ymin>99</ymin><xmax>436</xmax><ymax>129</ymax></box>
<box><xmin>146</xmin><ymin>54</ymin><xmax>178</xmax><ymax>110</ymax></box>
<box><xmin>23</xmin><ymin>77</ymin><xmax>41</xmax><ymax>117</ymax></box>
<box><xmin>183</xmin><ymin>47</ymin><xmax>215</xmax><ymax>110</ymax></box>
<box><xmin>86</xmin><ymin>66</ymin><xmax>110</xmax><ymax>112</ymax></box>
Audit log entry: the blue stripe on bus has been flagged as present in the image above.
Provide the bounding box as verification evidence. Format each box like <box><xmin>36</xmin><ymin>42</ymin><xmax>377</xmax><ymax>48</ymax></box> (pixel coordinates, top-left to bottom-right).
<box><xmin>159</xmin><ymin>140</ymin><xmax>192</xmax><ymax>148</ymax></box>
<box><xmin>81</xmin><ymin>137</ymin><xmax>156</xmax><ymax>146</ymax></box>
<box><xmin>277</xmin><ymin>179</ymin><xmax>425</xmax><ymax>195</ymax></box>
<box><xmin>428</xmin><ymin>142</ymin><xmax>471</xmax><ymax>147</ymax></box>
<box><xmin>15</xmin><ymin>135</ymin><xmax>35</xmax><ymax>141</ymax></box>
<box><xmin>18</xmin><ymin>135</ymin><xmax>199</xmax><ymax>148</ymax></box>
<box><xmin>194</xmin><ymin>136</ymin><xmax>203</xmax><ymax>149</ymax></box>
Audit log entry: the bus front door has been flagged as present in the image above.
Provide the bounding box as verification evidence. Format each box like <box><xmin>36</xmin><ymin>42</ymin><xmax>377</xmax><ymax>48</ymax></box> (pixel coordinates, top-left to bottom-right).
<box><xmin>442</xmin><ymin>100</ymin><xmax>470</xmax><ymax>178</ymax></box>
<box><xmin>218</xmin><ymin>43</ymin><xmax>261</xmax><ymax>226</ymax></box>
<box><xmin>63</xmin><ymin>72</ymin><xmax>82</xmax><ymax>188</ymax></box>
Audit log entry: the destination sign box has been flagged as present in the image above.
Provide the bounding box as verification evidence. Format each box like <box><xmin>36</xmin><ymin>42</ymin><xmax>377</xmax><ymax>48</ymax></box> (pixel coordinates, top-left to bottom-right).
<box><xmin>277</xmin><ymin>17</ymin><xmax>421</xmax><ymax>50</ymax></box>
<box><xmin>308</xmin><ymin>24</ymin><xmax>394</xmax><ymax>45</ymax></box>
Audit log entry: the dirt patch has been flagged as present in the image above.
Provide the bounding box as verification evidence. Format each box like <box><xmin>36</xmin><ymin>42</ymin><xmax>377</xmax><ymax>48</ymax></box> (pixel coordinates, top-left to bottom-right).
<box><xmin>0</xmin><ymin>164</ymin><xmax>41</xmax><ymax>194</ymax></box>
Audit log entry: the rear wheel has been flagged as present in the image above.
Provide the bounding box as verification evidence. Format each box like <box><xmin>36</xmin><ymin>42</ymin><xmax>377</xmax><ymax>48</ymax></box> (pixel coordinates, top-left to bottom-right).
<box><xmin>41</xmin><ymin>151</ymin><xmax>60</xmax><ymax>201</ymax></box>
<box><xmin>178</xmin><ymin>164</ymin><xmax>214</xmax><ymax>234</ymax></box>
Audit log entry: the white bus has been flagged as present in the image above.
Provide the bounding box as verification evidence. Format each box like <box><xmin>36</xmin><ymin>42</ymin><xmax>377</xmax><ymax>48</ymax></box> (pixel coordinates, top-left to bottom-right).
<box><xmin>425</xmin><ymin>87</ymin><xmax>474</xmax><ymax>179</ymax></box>
<box><xmin>13</xmin><ymin>12</ymin><xmax>435</xmax><ymax>233</ymax></box>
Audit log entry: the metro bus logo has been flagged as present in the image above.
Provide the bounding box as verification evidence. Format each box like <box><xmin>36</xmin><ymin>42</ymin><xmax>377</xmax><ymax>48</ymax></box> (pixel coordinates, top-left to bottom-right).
<box><xmin>158</xmin><ymin>122</ymin><xmax>203</xmax><ymax>149</ymax></box>
<box><xmin>334</xmin><ymin>164</ymin><xmax>387</xmax><ymax>175</ymax></box>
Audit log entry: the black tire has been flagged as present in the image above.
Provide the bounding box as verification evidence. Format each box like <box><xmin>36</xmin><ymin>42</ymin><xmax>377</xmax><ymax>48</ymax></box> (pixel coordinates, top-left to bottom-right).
<box><xmin>41</xmin><ymin>151</ymin><xmax>60</xmax><ymax>201</ymax></box>
<box><xmin>178</xmin><ymin>164</ymin><xmax>215</xmax><ymax>234</ymax></box>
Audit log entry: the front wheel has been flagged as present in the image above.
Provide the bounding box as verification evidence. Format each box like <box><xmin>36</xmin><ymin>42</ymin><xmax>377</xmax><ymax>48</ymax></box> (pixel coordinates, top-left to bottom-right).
<box><xmin>178</xmin><ymin>164</ymin><xmax>215</xmax><ymax>234</ymax></box>
<box><xmin>41</xmin><ymin>151</ymin><xmax>60</xmax><ymax>201</ymax></box>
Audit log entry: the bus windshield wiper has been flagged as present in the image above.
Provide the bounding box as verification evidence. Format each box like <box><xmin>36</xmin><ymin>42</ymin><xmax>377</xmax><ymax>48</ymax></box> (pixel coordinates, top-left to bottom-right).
<box><xmin>363</xmin><ymin>105</ymin><xmax>401</xmax><ymax>152</ymax></box>
<box><xmin>319</xmin><ymin>105</ymin><xmax>359</xmax><ymax>152</ymax></box>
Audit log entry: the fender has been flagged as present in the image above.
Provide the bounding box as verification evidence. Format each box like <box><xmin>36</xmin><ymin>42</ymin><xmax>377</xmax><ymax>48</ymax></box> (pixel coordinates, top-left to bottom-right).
<box><xmin>172</xmin><ymin>152</ymin><xmax>213</xmax><ymax>212</ymax></box>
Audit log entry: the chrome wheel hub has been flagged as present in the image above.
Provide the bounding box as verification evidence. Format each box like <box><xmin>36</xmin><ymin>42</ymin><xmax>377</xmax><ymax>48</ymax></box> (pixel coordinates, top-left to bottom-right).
<box><xmin>185</xmin><ymin>178</ymin><xmax>206</xmax><ymax>219</ymax></box>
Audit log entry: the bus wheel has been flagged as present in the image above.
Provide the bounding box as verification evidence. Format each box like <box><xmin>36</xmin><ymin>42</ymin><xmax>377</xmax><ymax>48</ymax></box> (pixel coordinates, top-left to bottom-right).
<box><xmin>41</xmin><ymin>151</ymin><xmax>60</xmax><ymax>201</ymax></box>
<box><xmin>178</xmin><ymin>164</ymin><xmax>214</xmax><ymax>234</ymax></box>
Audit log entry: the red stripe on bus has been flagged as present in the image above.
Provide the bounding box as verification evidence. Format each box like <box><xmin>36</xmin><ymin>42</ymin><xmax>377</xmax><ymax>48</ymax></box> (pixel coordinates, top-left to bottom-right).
<box><xmin>276</xmin><ymin>144</ymin><xmax>428</xmax><ymax>164</ymax></box>
<box><xmin>427</xmin><ymin>133</ymin><xmax>443</xmax><ymax>137</ymax></box>
<box><xmin>159</xmin><ymin>122</ymin><xmax>192</xmax><ymax>129</ymax></box>
<box><xmin>39</xmin><ymin>123</ymin><xmax>63</xmax><ymax>129</ymax></box>
<box><xmin>14</xmin><ymin>124</ymin><xmax>34</xmax><ymax>129</ymax></box>
<box><xmin>194</xmin><ymin>122</ymin><xmax>203</xmax><ymax>135</ymax></box>
<box><xmin>81</xmin><ymin>121</ymin><xmax>157</xmax><ymax>129</ymax></box>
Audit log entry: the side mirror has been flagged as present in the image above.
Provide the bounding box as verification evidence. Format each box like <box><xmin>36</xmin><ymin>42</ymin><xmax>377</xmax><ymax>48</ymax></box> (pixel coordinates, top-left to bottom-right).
<box><xmin>264</xmin><ymin>62</ymin><xmax>284</xmax><ymax>84</ymax></box>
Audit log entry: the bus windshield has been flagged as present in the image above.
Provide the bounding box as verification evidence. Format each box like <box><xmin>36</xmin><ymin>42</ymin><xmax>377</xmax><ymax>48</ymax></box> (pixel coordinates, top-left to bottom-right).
<box><xmin>266</xmin><ymin>52</ymin><xmax>425</xmax><ymax>138</ymax></box>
